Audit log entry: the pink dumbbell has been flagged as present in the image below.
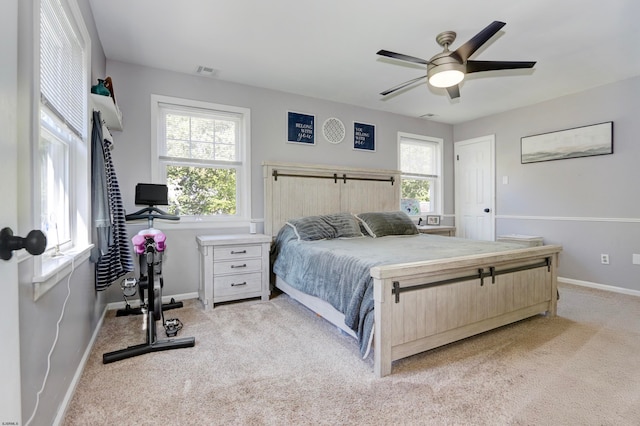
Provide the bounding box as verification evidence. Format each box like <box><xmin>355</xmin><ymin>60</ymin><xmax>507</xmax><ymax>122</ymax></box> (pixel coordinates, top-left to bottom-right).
<box><xmin>132</xmin><ymin>234</ymin><xmax>146</xmax><ymax>254</ymax></box>
<box><xmin>154</xmin><ymin>232</ymin><xmax>166</xmax><ymax>252</ymax></box>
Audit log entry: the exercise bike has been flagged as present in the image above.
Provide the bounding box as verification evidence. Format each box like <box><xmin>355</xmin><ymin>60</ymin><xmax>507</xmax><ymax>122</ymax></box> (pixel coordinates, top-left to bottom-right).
<box><xmin>103</xmin><ymin>184</ymin><xmax>195</xmax><ymax>363</ymax></box>
<box><xmin>115</xmin><ymin>185</ymin><xmax>183</xmax><ymax>319</ymax></box>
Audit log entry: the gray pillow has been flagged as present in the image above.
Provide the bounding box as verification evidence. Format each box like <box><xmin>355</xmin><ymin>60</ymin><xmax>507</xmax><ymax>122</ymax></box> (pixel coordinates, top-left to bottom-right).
<box><xmin>322</xmin><ymin>212</ymin><xmax>364</xmax><ymax>238</ymax></box>
<box><xmin>286</xmin><ymin>215</ymin><xmax>336</xmax><ymax>241</ymax></box>
<box><xmin>356</xmin><ymin>211</ymin><xmax>419</xmax><ymax>238</ymax></box>
<box><xmin>286</xmin><ymin>212</ymin><xmax>364</xmax><ymax>241</ymax></box>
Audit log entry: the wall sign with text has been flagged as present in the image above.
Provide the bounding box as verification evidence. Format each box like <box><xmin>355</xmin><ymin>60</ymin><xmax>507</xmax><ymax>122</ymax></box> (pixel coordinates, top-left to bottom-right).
<box><xmin>353</xmin><ymin>122</ymin><xmax>375</xmax><ymax>152</ymax></box>
<box><xmin>287</xmin><ymin>111</ymin><xmax>315</xmax><ymax>145</ymax></box>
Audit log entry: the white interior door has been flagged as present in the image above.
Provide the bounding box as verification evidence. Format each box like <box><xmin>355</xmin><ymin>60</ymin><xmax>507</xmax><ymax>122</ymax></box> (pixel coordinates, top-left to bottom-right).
<box><xmin>1</xmin><ymin>0</ymin><xmax>22</xmax><ymax>422</ymax></box>
<box><xmin>454</xmin><ymin>135</ymin><xmax>495</xmax><ymax>241</ymax></box>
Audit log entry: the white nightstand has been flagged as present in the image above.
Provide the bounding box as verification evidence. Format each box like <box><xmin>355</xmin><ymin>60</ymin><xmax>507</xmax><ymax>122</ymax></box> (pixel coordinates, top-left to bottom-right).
<box><xmin>417</xmin><ymin>225</ymin><xmax>456</xmax><ymax>236</ymax></box>
<box><xmin>196</xmin><ymin>234</ymin><xmax>271</xmax><ymax>310</ymax></box>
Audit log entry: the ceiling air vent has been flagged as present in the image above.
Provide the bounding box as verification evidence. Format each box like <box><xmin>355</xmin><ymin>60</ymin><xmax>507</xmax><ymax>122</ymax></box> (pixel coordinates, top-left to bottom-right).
<box><xmin>419</xmin><ymin>113</ymin><xmax>437</xmax><ymax>119</ymax></box>
<box><xmin>195</xmin><ymin>65</ymin><xmax>218</xmax><ymax>77</ymax></box>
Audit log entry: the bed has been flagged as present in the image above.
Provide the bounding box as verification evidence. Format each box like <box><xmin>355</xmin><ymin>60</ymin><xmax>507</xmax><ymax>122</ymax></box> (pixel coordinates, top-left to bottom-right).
<box><xmin>264</xmin><ymin>161</ymin><xmax>562</xmax><ymax>377</ymax></box>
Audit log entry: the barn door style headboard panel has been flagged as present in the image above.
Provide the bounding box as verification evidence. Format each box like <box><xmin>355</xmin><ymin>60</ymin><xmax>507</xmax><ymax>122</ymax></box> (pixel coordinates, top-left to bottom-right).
<box><xmin>263</xmin><ymin>162</ymin><xmax>401</xmax><ymax>236</ymax></box>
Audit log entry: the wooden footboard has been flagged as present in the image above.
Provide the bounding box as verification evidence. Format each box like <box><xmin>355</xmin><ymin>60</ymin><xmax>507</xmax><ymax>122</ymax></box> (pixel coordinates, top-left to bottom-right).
<box><xmin>370</xmin><ymin>245</ymin><xmax>561</xmax><ymax>378</ymax></box>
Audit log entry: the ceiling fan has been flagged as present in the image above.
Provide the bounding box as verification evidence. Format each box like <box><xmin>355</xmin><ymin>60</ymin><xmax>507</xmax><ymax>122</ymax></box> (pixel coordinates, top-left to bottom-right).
<box><xmin>377</xmin><ymin>21</ymin><xmax>536</xmax><ymax>99</ymax></box>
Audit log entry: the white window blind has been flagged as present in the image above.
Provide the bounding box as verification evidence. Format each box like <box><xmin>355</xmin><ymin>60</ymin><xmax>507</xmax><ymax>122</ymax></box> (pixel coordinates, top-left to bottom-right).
<box><xmin>159</xmin><ymin>103</ymin><xmax>241</xmax><ymax>165</ymax></box>
<box><xmin>40</xmin><ymin>0</ymin><xmax>86</xmax><ymax>137</ymax></box>
<box><xmin>400</xmin><ymin>137</ymin><xmax>439</xmax><ymax>179</ymax></box>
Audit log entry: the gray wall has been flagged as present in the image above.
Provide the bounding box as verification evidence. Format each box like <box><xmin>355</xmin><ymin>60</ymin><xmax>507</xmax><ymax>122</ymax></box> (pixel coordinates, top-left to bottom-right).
<box><xmin>101</xmin><ymin>60</ymin><xmax>454</xmax><ymax>303</ymax></box>
<box><xmin>454</xmin><ymin>75</ymin><xmax>640</xmax><ymax>292</ymax></box>
<box><xmin>17</xmin><ymin>0</ymin><xmax>108</xmax><ymax>424</ymax></box>
<box><xmin>104</xmin><ymin>61</ymin><xmax>640</xmax><ymax>299</ymax></box>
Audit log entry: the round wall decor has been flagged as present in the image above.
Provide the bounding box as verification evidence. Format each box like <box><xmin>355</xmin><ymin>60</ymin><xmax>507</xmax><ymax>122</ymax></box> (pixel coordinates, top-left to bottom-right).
<box><xmin>322</xmin><ymin>117</ymin><xmax>345</xmax><ymax>144</ymax></box>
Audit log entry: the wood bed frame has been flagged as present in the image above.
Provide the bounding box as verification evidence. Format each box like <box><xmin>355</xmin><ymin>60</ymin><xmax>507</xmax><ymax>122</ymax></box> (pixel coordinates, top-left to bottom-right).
<box><xmin>264</xmin><ymin>161</ymin><xmax>562</xmax><ymax>378</ymax></box>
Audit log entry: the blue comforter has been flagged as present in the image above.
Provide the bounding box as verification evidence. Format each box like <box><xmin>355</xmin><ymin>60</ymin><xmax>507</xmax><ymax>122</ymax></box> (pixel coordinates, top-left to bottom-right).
<box><xmin>272</xmin><ymin>226</ymin><xmax>523</xmax><ymax>356</ymax></box>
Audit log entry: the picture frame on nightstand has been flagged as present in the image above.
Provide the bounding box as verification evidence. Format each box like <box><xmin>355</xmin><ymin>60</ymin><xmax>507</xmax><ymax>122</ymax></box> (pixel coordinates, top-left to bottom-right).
<box><xmin>426</xmin><ymin>215</ymin><xmax>440</xmax><ymax>226</ymax></box>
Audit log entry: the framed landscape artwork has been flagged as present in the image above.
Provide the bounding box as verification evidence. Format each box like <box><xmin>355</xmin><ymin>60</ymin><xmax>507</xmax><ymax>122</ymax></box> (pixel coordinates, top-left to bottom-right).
<box><xmin>521</xmin><ymin>121</ymin><xmax>613</xmax><ymax>164</ymax></box>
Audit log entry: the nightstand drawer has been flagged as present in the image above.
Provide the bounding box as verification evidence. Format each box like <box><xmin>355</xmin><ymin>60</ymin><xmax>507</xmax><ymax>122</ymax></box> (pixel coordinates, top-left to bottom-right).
<box><xmin>214</xmin><ymin>258</ymin><xmax>262</xmax><ymax>275</ymax></box>
<box><xmin>214</xmin><ymin>244</ymin><xmax>262</xmax><ymax>260</ymax></box>
<box><xmin>214</xmin><ymin>272</ymin><xmax>262</xmax><ymax>297</ymax></box>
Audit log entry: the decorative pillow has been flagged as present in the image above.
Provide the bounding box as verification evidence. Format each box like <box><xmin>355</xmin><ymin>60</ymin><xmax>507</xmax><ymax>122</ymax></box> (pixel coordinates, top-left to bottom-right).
<box><xmin>322</xmin><ymin>212</ymin><xmax>364</xmax><ymax>239</ymax></box>
<box><xmin>356</xmin><ymin>211</ymin><xmax>419</xmax><ymax>238</ymax></box>
<box><xmin>286</xmin><ymin>215</ymin><xmax>336</xmax><ymax>241</ymax></box>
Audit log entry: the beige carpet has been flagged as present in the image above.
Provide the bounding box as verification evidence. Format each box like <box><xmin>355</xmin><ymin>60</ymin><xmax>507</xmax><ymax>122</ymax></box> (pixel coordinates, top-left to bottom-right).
<box><xmin>63</xmin><ymin>283</ymin><xmax>640</xmax><ymax>425</ymax></box>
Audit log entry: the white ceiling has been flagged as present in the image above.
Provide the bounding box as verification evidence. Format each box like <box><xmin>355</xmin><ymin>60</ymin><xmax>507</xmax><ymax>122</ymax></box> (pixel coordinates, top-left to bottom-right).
<box><xmin>89</xmin><ymin>0</ymin><xmax>640</xmax><ymax>124</ymax></box>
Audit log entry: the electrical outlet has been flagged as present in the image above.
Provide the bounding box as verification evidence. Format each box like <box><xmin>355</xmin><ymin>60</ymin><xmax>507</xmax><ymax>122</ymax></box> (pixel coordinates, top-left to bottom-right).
<box><xmin>601</xmin><ymin>254</ymin><xmax>610</xmax><ymax>265</ymax></box>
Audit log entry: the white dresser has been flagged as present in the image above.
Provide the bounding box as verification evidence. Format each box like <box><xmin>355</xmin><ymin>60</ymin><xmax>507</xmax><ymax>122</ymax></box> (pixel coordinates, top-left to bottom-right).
<box><xmin>196</xmin><ymin>234</ymin><xmax>271</xmax><ymax>310</ymax></box>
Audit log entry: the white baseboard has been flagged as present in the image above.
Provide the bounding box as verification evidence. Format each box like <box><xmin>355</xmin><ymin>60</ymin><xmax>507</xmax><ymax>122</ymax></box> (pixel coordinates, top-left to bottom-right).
<box><xmin>106</xmin><ymin>292</ymin><xmax>199</xmax><ymax>311</ymax></box>
<box><xmin>53</xmin><ymin>304</ymin><xmax>108</xmax><ymax>426</ymax></box>
<box><xmin>559</xmin><ymin>276</ymin><xmax>640</xmax><ymax>298</ymax></box>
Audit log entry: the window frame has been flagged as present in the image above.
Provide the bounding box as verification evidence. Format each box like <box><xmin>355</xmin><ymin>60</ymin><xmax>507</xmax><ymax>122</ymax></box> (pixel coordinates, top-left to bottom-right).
<box><xmin>397</xmin><ymin>132</ymin><xmax>443</xmax><ymax>216</ymax></box>
<box><xmin>32</xmin><ymin>0</ymin><xmax>92</xmax><ymax>295</ymax></box>
<box><xmin>150</xmin><ymin>94</ymin><xmax>252</xmax><ymax>228</ymax></box>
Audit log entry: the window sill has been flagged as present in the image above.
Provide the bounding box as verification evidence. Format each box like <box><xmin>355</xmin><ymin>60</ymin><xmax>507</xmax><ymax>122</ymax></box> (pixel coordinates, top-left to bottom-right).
<box><xmin>145</xmin><ymin>217</ymin><xmax>259</xmax><ymax>231</ymax></box>
<box><xmin>32</xmin><ymin>243</ymin><xmax>94</xmax><ymax>301</ymax></box>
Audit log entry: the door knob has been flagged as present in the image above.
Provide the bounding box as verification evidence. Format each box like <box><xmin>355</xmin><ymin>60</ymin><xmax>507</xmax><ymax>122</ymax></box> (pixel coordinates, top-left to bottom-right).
<box><xmin>0</xmin><ymin>227</ymin><xmax>47</xmax><ymax>261</ymax></box>
<box><xmin>484</xmin><ymin>208</ymin><xmax>491</xmax><ymax>213</ymax></box>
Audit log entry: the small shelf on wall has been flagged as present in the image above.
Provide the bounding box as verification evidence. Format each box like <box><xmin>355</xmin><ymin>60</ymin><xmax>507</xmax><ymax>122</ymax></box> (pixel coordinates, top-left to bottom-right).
<box><xmin>91</xmin><ymin>93</ymin><xmax>123</xmax><ymax>130</ymax></box>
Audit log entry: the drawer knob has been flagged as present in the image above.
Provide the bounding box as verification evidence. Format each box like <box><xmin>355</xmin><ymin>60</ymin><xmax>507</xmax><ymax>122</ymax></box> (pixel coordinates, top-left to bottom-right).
<box><xmin>230</xmin><ymin>263</ymin><xmax>247</xmax><ymax>269</ymax></box>
<box><xmin>230</xmin><ymin>250</ymin><xmax>247</xmax><ymax>254</ymax></box>
<box><xmin>231</xmin><ymin>282</ymin><xmax>247</xmax><ymax>287</ymax></box>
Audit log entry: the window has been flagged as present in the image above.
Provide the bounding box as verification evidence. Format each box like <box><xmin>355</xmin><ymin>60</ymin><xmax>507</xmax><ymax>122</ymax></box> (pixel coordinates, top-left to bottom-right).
<box><xmin>398</xmin><ymin>132</ymin><xmax>443</xmax><ymax>215</ymax></box>
<box><xmin>40</xmin><ymin>111</ymin><xmax>72</xmax><ymax>249</ymax></box>
<box><xmin>151</xmin><ymin>95</ymin><xmax>251</xmax><ymax>224</ymax></box>
<box><xmin>38</xmin><ymin>0</ymin><xmax>90</xmax><ymax>257</ymax></box>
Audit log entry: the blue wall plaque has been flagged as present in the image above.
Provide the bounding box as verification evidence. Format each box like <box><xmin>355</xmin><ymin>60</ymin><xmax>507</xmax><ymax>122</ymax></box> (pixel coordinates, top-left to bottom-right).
<box><xmin>287</xmin><ymin>111</ymin><xmax>315</xmax><ymax>144</ymax></box>
<box><xmin>353</xmin><ymin>122</ymin><xmax>375</xmax><ymax>151</ymax></box>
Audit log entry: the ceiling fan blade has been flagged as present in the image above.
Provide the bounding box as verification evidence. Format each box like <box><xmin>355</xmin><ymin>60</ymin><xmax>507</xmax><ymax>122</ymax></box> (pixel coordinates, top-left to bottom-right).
<box><xmin>377</xmin><ymin>50</ymin><xmax>429</xmax><ymax>65</ymax></box>
<box><xmin>466</xmin><ymin>60</ymin><xmax>536</xmax><ymax>74</ymax></box>
<box><xmin>451</xmin><ymin>21</ymin><xmax>506</xmax><ymax>62</ymax></box>
<box><xmin>446</xmin><ymin>85</ymin><xmax>460</xmax><ymax>99</ymax></box>
<box><xmin>380</xmin><ymin>75</ymin><xmax>427</xmax><ymax>96</ymax></box>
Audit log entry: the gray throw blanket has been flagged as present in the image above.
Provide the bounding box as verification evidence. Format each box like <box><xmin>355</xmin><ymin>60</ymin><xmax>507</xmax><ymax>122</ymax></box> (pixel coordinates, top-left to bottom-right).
<box><xmin>272</xmin><ymin>226</ymin><xmax>523</xmax><ymax>356</ymax></box>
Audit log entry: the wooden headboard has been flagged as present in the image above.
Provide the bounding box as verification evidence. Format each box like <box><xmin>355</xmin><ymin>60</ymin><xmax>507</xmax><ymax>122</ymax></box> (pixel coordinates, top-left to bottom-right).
<box><xmin>263</xmin><ymin>161</ymin><xmax>401</xmax><ymax>236</ymax></box>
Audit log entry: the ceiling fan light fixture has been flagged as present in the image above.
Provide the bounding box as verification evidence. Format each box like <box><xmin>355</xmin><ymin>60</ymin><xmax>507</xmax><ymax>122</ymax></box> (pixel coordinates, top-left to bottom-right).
<box><xmin>428</xmin><ymin>65</ymin><xmax>465</xmax><ymax>88</ymax></box>
<box><xmin>378</xmin><ymin>21</ymin><xmax>535</xmax><ymax>98</ymax></box>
